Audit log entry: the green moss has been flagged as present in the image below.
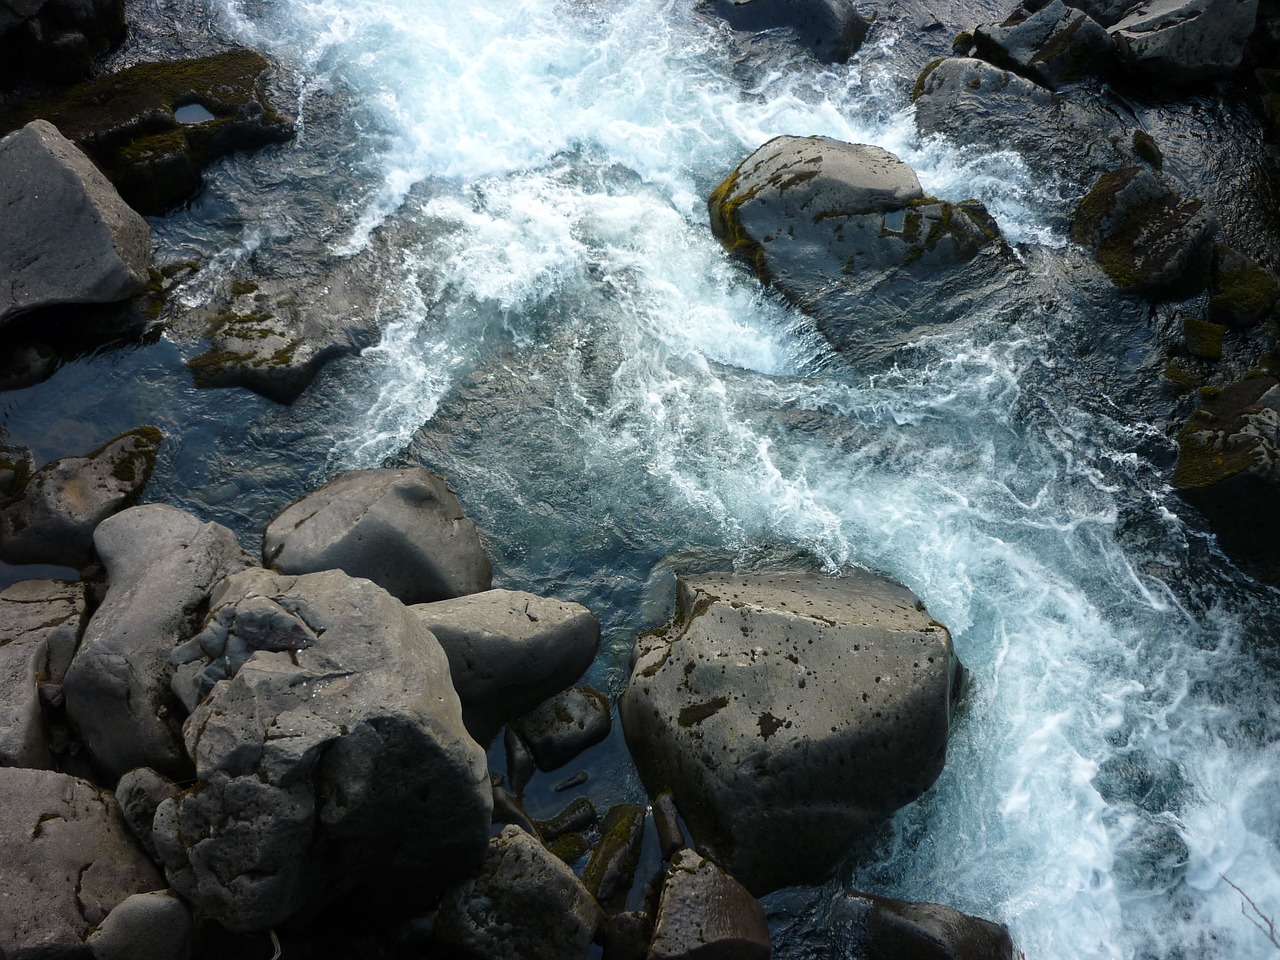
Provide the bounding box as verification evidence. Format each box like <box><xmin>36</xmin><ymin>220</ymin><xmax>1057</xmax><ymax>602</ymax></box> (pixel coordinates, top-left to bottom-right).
<box><xmin>913</xmin><ymin>58</ymin><xmax>946</xmax><ymax>102</ymax></box>
<box><xmin>708</xmin><ymin>170</ymin><xmax>769</xmax><ymax>280</ymax></box>
<box><xmin>188</xmin><ymin>348</ymin><xmax>257</xmax><ymax>386</ymax></box>
<box><xmin>1163</xmin><ymin>360</ymin><xmax>1201</xmax><ymax>390</ymax></box>
<box><xmin>83</xmin><ymin>426</ymin><xmax>163</xmax><ymax>490</ymax></box>
<box><xmin>953</xmin><ymin>31</ymin><xmax>974</xmax><ymax>54</ymax></box>
<box><xmin>547</xmin><ymin>833</ymin><xmax>589</xmax><ymax>865</ymax></box>
<box><xmin>1182</xmin><ymin>316</ymin><xmax>1224</xmax><ymax>360</ymax></box>
<box><xmin>1172</xmin><ymin>379</ymin><xmax>1278</xmax><ymax>490</ymax></box>
<box><xmin>1132</xmin><ymin>130</ymin><xmax>1162</xmax><ymax>169</ymax></box>
<box><xmin>1199</xmin><ymin>385</ymin><xmax>1223</xmax><ymax>400</ymax></box>
<box><xmin>231</xmin><ymin>279</ymin><xmax>259</xmax><ymax>296</ymax></box>
<box><xmin>1210</xmin><ymin>264</ymin><xmax>1278</xmax><ymax>321</ymax></box>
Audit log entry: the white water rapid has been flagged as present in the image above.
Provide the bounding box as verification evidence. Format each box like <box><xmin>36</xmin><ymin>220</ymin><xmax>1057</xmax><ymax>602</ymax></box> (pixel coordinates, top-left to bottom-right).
<box><xmin>208</xmin><ymin>0</ymin><xmax>1280</xmax><ymax>956</ymax></box>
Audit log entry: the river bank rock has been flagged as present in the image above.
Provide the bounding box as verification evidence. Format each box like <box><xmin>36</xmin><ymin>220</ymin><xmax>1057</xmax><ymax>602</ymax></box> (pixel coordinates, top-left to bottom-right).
<box><xmin>0</xmin><ymin>121</ymin><xmax>150</xmax><ymax>330</ymax></box>
<box><xmin>835</xmin><ymin>892</ymin><xmax>1015</xmax><ymax>960</ymax></box>
<box><xmin>0</xmin><ymin>0</ymin><xmax>124</xmax><ymax>89</ymax></box>
<box><xmin>973</xmin><ymin>1</ymin><xmax>1114</xmax><ymax>88</ymax></box>
<box><xmin>0</xmin><ymin>766</ymin><xmax>164</xmax><ymax>959</ymax></box>
<box><xmin>187</xmin><ymin>306</ymin><xmax>328</xmax><ymax>406</ymax></box>
<box><xmin>264</xmin><ymin>467</ymin><xmax>491</xmax><ymax>605</ymax></box>
<box><xmin>1069</xmin><ymin>165</ymin><xmax>1217</xmax><ymax>296</ymax></box>
<box><xmin>511</xmin><ymin>685</ymin><xmax>612</xmax><ymax>772</ymax></box>
<box><xmin>0</xmin><ymin>50</ymin><xmax>294</xmax><ymax>214</ymax></box>
<box><xmin>698</xmin><ymin>0</ymin><xmax>871</xmax><ymax>62</ymax></box>
<box><xmin>157</xmin><ymin>567</ymin><xmax>491</xmax><ymax>932</ymax></box>
<box><xmin>86</xmin><ymin>891</ymin><xmax>194</xmax><ymax>960</ymax></box>
<box><xmin>435</xmin><ymin>825</ymin><xmax>602</xmax><ymax>960</ymax></box>
<box><xmin>1208</xmin><ymin>243</ymin><xmax>1279</xmax><ymax>325</ymax></box>
<box><xmin>0</xmin><ymin>426</ymin><xmax>162</xmax><ymax>568</ymax></box>
<box><xmin>410</xmin><ymin>588</ymin><xmax>599</xmax><ymax>744</ymax></box>
<box><xmin>648</xmin><ymin>849</ymin><xmax>771</xmax><ymax>960</ymax></box>
<box><xmin>620</xmin><ymin>570</ymin><xmax>965</xmax><ymax>894</ymax></box>
<box><xmin>1110</xmin><ymin>0</ymin><xmax>1259</xmax><ymax>83</ymax></box>
<box><xmin>63</xmin><ymin>504</ymin><xmax>254</xmax><ymax>783</ymax></box>
<box><xmin>0</xmin><ymin>579</ymin><xmax>86</xmax><ymax>770</ymax></box>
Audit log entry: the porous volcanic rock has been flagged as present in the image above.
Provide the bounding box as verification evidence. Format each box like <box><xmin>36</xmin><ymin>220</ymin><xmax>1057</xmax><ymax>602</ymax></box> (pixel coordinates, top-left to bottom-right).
<box><xmin>0</xmin><ymin>121</ymin><xmax>150</xmax><ymax>329</ymax></box>
<box><xmin>264</xmin><ymin>467</ymin><xmax>491</xmax><ymax>605</ymax></box>
<box><xmin>410</xmin><ymin>588</ymin><xmax>599</xmax><ymax>744</ymax></box>
<box><xmin>620</xmin><ymin>569</ymin><xmax>965</xmax><ymax>894</ymax></box>
<box><xmin>62</xmin><ymin>505</ymin><xmax>254</xmax><ymax>783</ymax></box>
<box><xmin>0</xmin><ymin>766</ymin><xmax>163</xmax><ymax>959</ymax></box>
<box><xmin>157</xmin><ymin>567</ymin><xmax>491</xmax><ymax>932</ymax></box>
<box><xmin>0</xmin><ymin>426</ymin><xmax>162</xmax><ymax>568</ymax></box>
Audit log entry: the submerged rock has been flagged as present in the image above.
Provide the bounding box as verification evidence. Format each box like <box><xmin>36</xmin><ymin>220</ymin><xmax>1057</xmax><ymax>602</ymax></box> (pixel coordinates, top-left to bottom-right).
<box><xmin>435</xmin><ymin>824</ymin><xmax>603</xmax><ymax>960</ymax></box>
<box><xmin>620</xmin><ymin>570</ymin><xmax>965</xmax><ymax>894</ymax></box>
<box><xmin>0</xmin><ymin>50</ymin><xmax>294</xmax><ymax>214</ymax></box>
<box><xmin>1069</xmin><ymin>166</ymin><xmax>1216</xmax><ymax>296</ymax></box>
<box><xmin>157</xmin><ymin>567</ymin><xmax>491</xmax><ymax>932</ymax></box>
<box><xmin>264</xmin><ymin>467</ymin><xmax>492</xmax><ymax>605</ymax></box>
<box><xmin>834</xmin><ymin>892</ymin><xmax>1015</xmax><ymax>960</ymax></box>
<box><xmin>411</xmin><ymin>588</ymin><xmax>599</xmax><ymax>744</ymax></box>
<box><xmin>1110</xmin><ymin>0</ymin><xmax>1259</xmax><ymax>83</ymax></box>
<box><xmin>973</xmin><ymin>1</ymin><xmax>1114</xmax><ymax>88</ymax></box>
<box><xmin>510</xmin><ymin>685</ymin><xmax>613</xmax><ymax>772</ymax></box>
<box><xmin>187</xmin><ymin>308</ymin><xmax>317</xmax><ymax>405</ymax></box>
<box><xmin>0</xmin><ymin>121</ymin><xmax>150</xmax><ymax>329</ymax></box>
<box><xmin>0</xmin><ymin>767</ymin><xmax>163</xmax><ymax>958</ymax></box>
<box><xmin>649</xmin><ymin>849</ymin><xmax>771</xmax><ymax>960</ymax></box>
<box><xmin>697</xmin><ymin>0</ymin><xmax>870</xmax><ymax>62</ymax></box>
<box><xmin>63</xmin><ymin>504</ymin><xmax>254</xmax><ymax>783</ymax></box>
<box><xmin>0</xmin><ymin>426</ymin><xmax>162</xmax><ymax>568</ymax></box>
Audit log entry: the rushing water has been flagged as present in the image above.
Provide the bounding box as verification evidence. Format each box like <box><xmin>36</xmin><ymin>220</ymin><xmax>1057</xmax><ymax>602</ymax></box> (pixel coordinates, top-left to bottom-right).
<box><xmin>5</xmin><ymin>0</ymin><xmax>1280</xmax><ymax>955</ymax></box>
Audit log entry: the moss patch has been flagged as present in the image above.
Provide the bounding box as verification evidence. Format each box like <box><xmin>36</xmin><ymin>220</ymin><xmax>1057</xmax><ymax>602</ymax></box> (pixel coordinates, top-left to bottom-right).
<box><xmin>1210</xmin><ymin>263</ymin><xmax>1278</xmax><ymax>324</ymax></box>
<box><xmin>1132</xmin><ymin>130</ymin><xmax>1163</xmax><ymax>169</ymax></box>
<box><xmin>1182</xmin><ymin>316</ymin><xmax>1224</xmax><ymax>360</ymax></box>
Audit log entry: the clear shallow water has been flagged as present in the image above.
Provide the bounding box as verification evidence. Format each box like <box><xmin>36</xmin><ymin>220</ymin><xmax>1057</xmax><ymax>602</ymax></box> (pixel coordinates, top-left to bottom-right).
<box><xmin>6</xmin><ymin>0</ymin><xmax>1280</xmax><ymax>954</ymax></box>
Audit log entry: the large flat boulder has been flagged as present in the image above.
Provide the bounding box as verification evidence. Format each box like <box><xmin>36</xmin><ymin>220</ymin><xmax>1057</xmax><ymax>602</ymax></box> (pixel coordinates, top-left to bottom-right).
<box><xmin>410</xmin><ymin>588</ymin><xmax>599</xmax><ymax>744</ymax></box>
<box><xmin>0</xmin><ymin>121</ymin><xmax>150</xmax><ymax>330</ymax></box>
<box><xmin>620</xmin><ymin>570</ymin><xmax>965</xmax><ymax>894</ymax></box>
<box><xmin>264</xmin><ymin>467</ymin><xmax>491</xmax><ymax>605</ymax></box>
<box><xmin>1111</xmin><ymin>0</ymin><xmax>1259</xmax><ymax>83</ymax></box>
<box><xmin>157</xmin><ymin>567</ymin><xmax>492</xmax><ymax>932</ymax></box>
<box><xmin>0</xmin><ymin>767</ymin><xmax>163</xmax><ymax>959</ymax></box>
<box><xmin>63</xmin><ymin>505</ymin><xmax>254</xmax><ymax>783</ymax></box>
<box><xmin>973</xmin><ymin>1</ymin><xmax>1114</xmax><ymax>88</ymax></box>
<box><xmin>0</xmin><ymin>580</ymin><xmax>86</xmax><ymax>770</ymax></box>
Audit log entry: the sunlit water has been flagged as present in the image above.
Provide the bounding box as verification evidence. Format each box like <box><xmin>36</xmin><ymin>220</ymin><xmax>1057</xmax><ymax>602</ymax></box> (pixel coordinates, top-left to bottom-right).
<box><xmin>8</xmin><ymin>0</ymin><xmax>1280</xmax><ymax>954</ymax></box>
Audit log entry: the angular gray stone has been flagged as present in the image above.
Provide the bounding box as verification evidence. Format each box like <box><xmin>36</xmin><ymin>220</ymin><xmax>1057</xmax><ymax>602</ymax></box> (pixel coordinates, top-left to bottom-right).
<box><xmin>1074</xmin><ymin>0</ymin><xmax>1144</xmax><ymax>25</ymax></box>
<box><xmin>0</xmin><ymin>579</ymin><xmax>86</xmax><ymax>770</ymax></box>
<box><xmin>510</xmin><ymin>685</ymin><xmax>612</xmax><ymax>772</ymax></box>
<box><xmin>0</xmin><ymin>427</ymin><xmax>162</xmax><ymax>569</ymax></box>
<box><xmin>0</xmin><ymin>767</ymin><xmax>163</xmax><ymax>959</ymax></box>
<box><xmin>913</xmin><ymin>57</ymin><xmax>1057</xmax><ymax>159</ymax></box>
<box><xmin>63</xmin><ymin>505</ymin><xmax>254</xmax><ymax>783</ymax></box>
<box><xmin>410</xmin><ymin>588</ymin><xmax>599</xmax><ymax>744</ymax></box>
<box><xmin>156</xmin><ymin>567</ymin><xmax>491</xmax><ymax>932</ymax></box>
<box><xmin>436</xmin><ymin>825</ymin><xmax>603</xmax><ymax>960</ymax></box>
<box><xmin>0</xmin><ymin>121</ymin><xmax>149</xmax><ymax>329</ymax></box>
<box><xmin>834</xmin><ymin>892</ymin><xmax>1016</xmax><ymax>960</ymax></box>
<box><xmin>114</xmin><ymin>768</ymin><xmax>178</xmax><ymax>861</ymax></box>
<box><xmin>1111</xmin><ymin>0</ymin><xmax>1259</xmax><ymax>82</ymax></box>
<box><xmin>87</xmin><ymin>891</ymin><xmax>193</xmax><ymax>960</ymax></box>
<box><xmin>649</xmin><ymin>849</ymin><xmax>771</xmax><ymax>960</ymax></box>
<box><xmin>620</xmin><ymin>570</ymin><xmax>965</xmax><ymax>894</ymax></box>
<box><xmin>263</xmin><ymin>467</ymin><xmax>491</xmax><ymax>605</ymax></box>
<box><xmin>974</xmin><ymin>1</ymin><xmax>1114</xmax><ymax>88</ymax></box>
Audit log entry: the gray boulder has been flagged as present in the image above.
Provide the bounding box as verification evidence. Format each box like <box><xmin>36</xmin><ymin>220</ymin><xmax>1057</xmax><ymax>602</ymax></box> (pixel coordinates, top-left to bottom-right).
<box><xmin>697</xmin><ymin>0</ymin><xmax>871</xmax><ymax>62</ymax></box>
<box><xmin>1069</xmin><ymin>165</ymin><xmax>1217</xmax><ymax>295</ymax></box>
<box><xmin>435</xmin><ymin>825</ymin><xmax>603</xmax><ymax>960</ymax></box>
<box><xmin>1073</xmin><ymin>0</ymin><xmax>1143</xmax><ymax>24</ymax></box>
<box><xmin>974</xmin><ymin>1</ymin><xmax>1114</xmax><ymax>88</ymax></box>
<box><xmin>410</xmin><ymin>588</ymin><xmax>599</xmax><ymax>744</ymax></box>
<box><xmin>0</xmin><ymin>767</ymin><xmax>163</xmax><ymax>959</ymax></box>
<box><xmin>1111</xmin><ymin>0</ymin><xmax>1259</xmax><ymax>83</ymax></box>
<box><xmin>114</xmin><ymin>768</ymin><xmax>179</xmax><ymax>861</ymax></box>
<box><xmin>649</xmin><ymin>849</ymin><xmax>771</xmax><ymax>960</ymax></box>
<box><xmin>87</xmin><ymin>892</ymin><xmax>193</xmax><ymax>960</ymax></box>
<box><xmin>619</xmin><ymin>570</ymin><xmax>965</xmax><ymax>894</ymax></box>
<box><xmin>1208</xmin><ymin>243</ymin><xmax>1279</xmax><ymax>326</ymax></box>
<box><xmin>510</xmin><ymin>685</ymin><xmax>612</xmax><ymax>772</ymax></box>
<box><xmin>0</xmin><ymin>426</ymin><xmax>162</xmax><ymax>569</ymax></box>
<box><xmin>156</xmin><ymin>567</ymin><xmax>491</xmax><ymax>932</ymax></box>
<box><xmin>0</xmin><ymin>580</ymin><xmax>86</xmax><ymax>770</ymax></box>
<box><xmin>0</xmin><ymin>122</ymin><xmax>150</xmax><ymax>329</ymax></box>
<box><xmin>833</xmin><ymin>892</ymin><xmax>1015</xmax><ymax>960</ymax></box>
<box><xmin>263</xmin><ymin>467</ymin><xmax>491</xmax><ymax>605</ymax></box>
<box><xmin>63</xmin><ymin>505</ymin><xmax>254</xmax><ymax>783</ymax></box>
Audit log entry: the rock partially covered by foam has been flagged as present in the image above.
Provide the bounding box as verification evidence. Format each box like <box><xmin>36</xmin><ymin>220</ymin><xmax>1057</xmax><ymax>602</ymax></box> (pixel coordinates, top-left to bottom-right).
<box><xmin>620</xmin><ymin>570</ymin><xmax>965</xmax><ymax>893</ymax></box>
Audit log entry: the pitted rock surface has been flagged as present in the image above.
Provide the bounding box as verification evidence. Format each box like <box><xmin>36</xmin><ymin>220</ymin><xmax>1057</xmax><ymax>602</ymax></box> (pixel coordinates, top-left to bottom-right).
<box><xmin>620</xmin><ymin>569</ymin><xmax>964</xmax><ymax>894</ymax></box>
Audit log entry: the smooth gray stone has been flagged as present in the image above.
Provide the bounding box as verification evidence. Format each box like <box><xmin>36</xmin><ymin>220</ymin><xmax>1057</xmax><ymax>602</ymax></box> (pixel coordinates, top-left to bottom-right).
<box><xmin>0</xmin><ymin>121</ymin><xmax>149</xmax><ymax>328</ymax></box>
<box><xmin>88</xmin><ymin>891</ymin><xmax>193</xmax><ymax>960</ymax></box>
<box><xmin>974</xmin><ymin>1</ymin><xmax>1114</xmax><ymax>88</ymax></box>
<box><xmin>1111</xmin><ymin>0</ymin><xmax>1259</xmax><ymax>82</ymax></box>
<box><xmin>835</xmin><ymin>891</ymin><xmax>1016</xmax><ymax>960</ymax></box>
<box><xmin>114</xmin><ymin>767</ymin><xmax>178</xmax><ymax>861</ymax></box>
<box><xmin>649</xmin><ymin>849</ymin><xmax>770</xmax><ymax>960</ymax></box>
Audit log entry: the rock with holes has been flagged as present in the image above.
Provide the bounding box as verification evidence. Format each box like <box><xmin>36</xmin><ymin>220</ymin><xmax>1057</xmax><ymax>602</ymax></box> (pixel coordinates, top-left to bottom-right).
<box><xmin>62</xmin><ymin>505</ymin><xmax>254</xmax><ymax>783</ymax></box>
<box><xmin>410</xmin><ymin>589</ymin><xmax>599</xmax><ymax>744</ymax></box>
<box><xmin>649</xmin><ymin>849</ymin><xmax>771</xmax><ymax>960</ymax></box>
<box><xmin>0</xmin><ymin>579</ymin><xmax>86</xmax><ymax>770</ymax></box>
<box><xmin>973</xmin><ymin>1</ymin><xmax>1114</xmax><ymax>88</ymax></box>
<box><xmin>619</xmin><ymin>570</ymin><xmax>965</xmax><ymax>894</ymax></box>
<box><xmin>435</xmin><ymin>825</ymin><xmax>602</xmax><ymax>960</ymax></box>
<box><xmin>0</xmin><ymin>121</ymin><xmax>150</xmax><ymax>329</ymax></box>
<box><xmin>1110</xmin><ymin>0</ymin><xmax>1259</xmax><ymax>83</ymax></box>
<box><xmin>0</xmin><ymin>426</ymin><xmax>162</xmax><ymax>569</ymax></box>
<box><xmin>264</xmin><ymin>467</ymin><xmax>491</xmax><ymax>606</ymax></box>
<box><xmin>155</xmin><ymin>567</ymin><xmax>491</xmax><ymax>932</ymax></box>
<box><xmin>830</xmin><ymin>892</ymin><xmax>1016</xmax><ymax>960</ymax></box>
<box><xmin>0</xmin><ymin>766</ymin><xmax>163</xmax><ymax>959</ymax></box>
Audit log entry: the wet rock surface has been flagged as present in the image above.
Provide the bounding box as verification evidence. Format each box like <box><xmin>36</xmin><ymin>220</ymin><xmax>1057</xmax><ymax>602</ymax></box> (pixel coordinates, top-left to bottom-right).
<box><xmin>263</xmin><ymin>467</ymin><xmax>492</xmax><ymax>605</ymax></box>
<box><xmin>697</xmin><ymin>0</ymin><xmax>871</xmax><ymax>62</ymax></box>
<box><xmin>0</xmin><ymin>766</ymin><xmax>163</xmax><ymax>959</ymax></box>
<box><xmin>620</xmin><ymin>570</ymin><xmax>964</xmax><ymax>894</ymax></box>
<box><xmin>510</xmin><ymin>684</ymin><xmax>613</xmax><ymax>772</ymax></box>
<box><xmin>973</xmin><ymin>1</ymin><xmax>1113</xmax><ymax>88</ymax></box>
<box><xmin>1110</xmin><ymin>0</ymin><xmax>1259</xmax><ymax>83</ymax></box>
<box><xmin>834</xmin><ymin>892</ymin><xmax>1016</xmax><ymax>960</ymax></box>
<box><xmin>648</xmin><ymin>849</ymin><xmax>771</xmax><ymax>960</ymax></box>
<box><xmin>158</xmin><ymin>566</ymin><xmax>491</xmax><ymax>932</ymax></box>
<box><xmin>0</xmin><ymin>121</ymin><xmax>150</xmax><ymax>330</ymax></box>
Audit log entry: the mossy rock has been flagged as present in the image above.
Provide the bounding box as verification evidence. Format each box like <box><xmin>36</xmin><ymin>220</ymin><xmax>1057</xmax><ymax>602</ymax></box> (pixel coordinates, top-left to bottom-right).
<box><xmin>1181</xmin><ymin>316</ymin><xmax>1224</xmax><ymax>360</ymax></box>
<box><xmin>0</xmin><ymin>50</ymin><xmax>293</xmax><ymax>213</ymax></box>
<box><xmin>1172</xmin><ymin>376</ymin><xmax>1280</xmax><ymax>491</ymax></box>
<box><xmin>1209</xmin><ymin>244</ymin><xmax>1279</xmax><ymax>327</ymax></box>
